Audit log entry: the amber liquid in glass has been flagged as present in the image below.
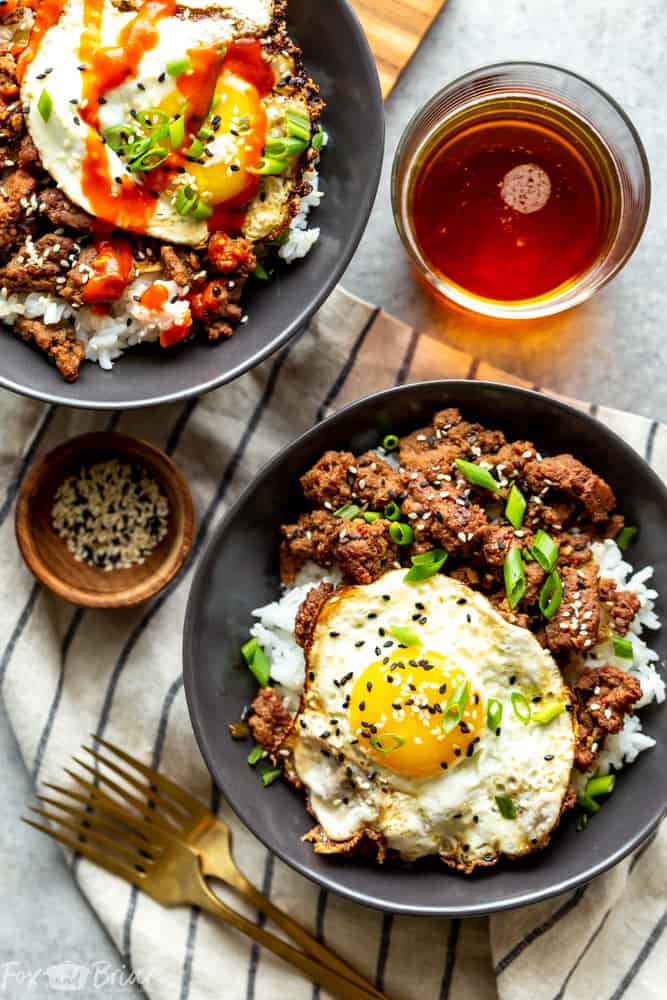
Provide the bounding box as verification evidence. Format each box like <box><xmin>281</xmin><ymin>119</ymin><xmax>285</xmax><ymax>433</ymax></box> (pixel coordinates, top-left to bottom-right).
<box><xmin>410</xmin><ymin>97</ymin><xmax>620</xmax><ymax>303</ymax></box>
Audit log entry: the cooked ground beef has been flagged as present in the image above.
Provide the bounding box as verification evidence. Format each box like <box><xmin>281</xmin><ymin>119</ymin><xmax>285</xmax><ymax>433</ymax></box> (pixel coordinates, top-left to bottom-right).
<box><xmin>599</xmin><ymin>578</ymin><xmax>642</xmax><ymax>636</ymax></box>
<box><xmin>14</xmin><ymin>316</ymin><xmax>84</xmax><ymax>382</ymax></box>
<box><xmin>545</xmin><ymin>563</ymin><xmax>601</xmax><ymax>654</ymax></box>
<box><xmin>39</xmin><ymin>187</ymin><xmax>93</xmax><ymax>231</ymax></box>
<box><xmin>160</xmin><ymin>245</ymin><xmax>199</xmax><ymax>288</ymax></box>
<box><xmin>573</xmin><ymin>665</ymin><xmax>642</xmax><ymax>771</ymax></box>
<box><xmin>336</xmin><ymin>518</ymin><xmax>399</xmax><ymax>585</ymax></box>
<box><xmin>524</xmin><ymin>454</ymin><xmax>616</xmax><ymax>523</ymax></box>
<box><xmin>0</xmin><ymin>169</ymin><xmax>36</xmax><ymax>251</ymax></box>
<box><xmin>248</xmin><ymin>687</ymin><xmax>293</xmax><ymax>753</ymax></box>
<box><xmin>0</xmin><ymin>233</ymin><xmax>79</xmax><ymax>293</ymax></box>
<box><xmin>280</xmin><ymin>509</ymin><xmax>341</xmax><ymax>584</ymax></box>
<box><xmin>17</xmin><ymin>132</ymin><xmax>39</xmax><ymax>173</ymax></box>
<box><xmin>401</xmin><ymin>482</ymin><xmax>488</xmax><ymax>556</ymax></box>
<box><xmin>294</xmin><ymin>581</ymin><xmax>334</xmax><ymax>650</ymax></box>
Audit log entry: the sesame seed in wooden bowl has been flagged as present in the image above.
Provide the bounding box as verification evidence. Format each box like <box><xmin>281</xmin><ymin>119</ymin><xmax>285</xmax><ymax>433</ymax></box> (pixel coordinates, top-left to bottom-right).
<box><xmin>15</xmin><ymin>432</ymin><xmax>194</xmax><ymax>609</ymax></box>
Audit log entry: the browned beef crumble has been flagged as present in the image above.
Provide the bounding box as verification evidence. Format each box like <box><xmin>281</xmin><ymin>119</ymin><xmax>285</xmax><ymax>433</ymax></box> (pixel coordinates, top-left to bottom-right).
<box><xmin>544</xmin><ymin>563</ymin><xmax>601</xmax><ymax>655</ymax></box>
<box><xmin>335</xmin><ymin>518</ymin><xmax>399</xmax><ymax>585</ymax></box>
<box><xmin>279</xmin><ymin>509</ymin><xmax>342</xmax><ymax>584</ymax></box>
<box><xmin>523</xmin><ymin>454</ymin><xmax>616</xmax><ymax>523</ymax></box>
<box><xmin>14</xmin><ymin>316</ymin><xmax>84</xmax><ymax>382</ymax></box>
<box><xmin>294</xmin><ymin>581</ymin><xmax>334</xmax><ymax>650</ymax></box>
<box><xmin>0</xmin><ymin>233</ymin><xmax>79</xmax><ymax>293</ymax></box>
<box><xmin>573</xmin><ymin>666</ymin><xmax>642</xmax><ymax>771</ymax></box>
<box><xmin>248</xmin><ymin>687</ymin><xmax>293</xmax><ymax>753</ymax></box>
<box><xmin>599</xmin><ymin>578</ymin><xmax>641</xmax><ymax>636</ymax></box>
<box><xmin>39</xmin><ymin>187</ymin><xmax>94</xmax><ymax>230</ymax></box>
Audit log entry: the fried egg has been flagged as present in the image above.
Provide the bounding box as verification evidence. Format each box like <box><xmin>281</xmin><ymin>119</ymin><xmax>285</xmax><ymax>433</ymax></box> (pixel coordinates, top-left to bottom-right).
<box><xmin>21</xmin><ymin>0</ymin><xmax>311</xmax><ymax>244</ymax></box>
<box><xmin>285</xmin><ymin>570</ymin><xmax>576</xmax><ymax>870</ymax></box>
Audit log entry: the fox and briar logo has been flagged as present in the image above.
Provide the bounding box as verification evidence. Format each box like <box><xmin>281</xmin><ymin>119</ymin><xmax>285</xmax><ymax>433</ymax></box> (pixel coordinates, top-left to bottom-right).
<box><xmin>0</xmin><ymin>961</ymin><xmax>152</xmax><ymax>993</ymax></box>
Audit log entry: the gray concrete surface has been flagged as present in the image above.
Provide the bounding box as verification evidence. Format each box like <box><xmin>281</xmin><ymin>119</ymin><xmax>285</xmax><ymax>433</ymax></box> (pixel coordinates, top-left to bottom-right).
<box><xmin>3</xmin><ymin>1</ymin><xmax>666</xmax><ymax>997</ymax></box>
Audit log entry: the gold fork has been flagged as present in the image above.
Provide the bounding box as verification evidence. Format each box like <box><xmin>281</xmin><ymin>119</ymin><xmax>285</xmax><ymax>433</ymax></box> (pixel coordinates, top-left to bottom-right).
<box><xmin>24</xmin><ymin>742</ymin><xmax>387</xmax><ymax>1000</ymax></box>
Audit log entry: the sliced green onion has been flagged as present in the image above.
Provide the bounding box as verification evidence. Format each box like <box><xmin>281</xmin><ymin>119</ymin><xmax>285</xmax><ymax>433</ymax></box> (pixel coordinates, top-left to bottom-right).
<box><xmin>191</xmin><ymin>200</ymin><xmax>213</xmax><ymax>221</ymax></box>
<box><xmin>241</xmin><ymin>637</ymin><xmax>270</xmax><ymax>687</ymax></box>
<box><xmin>539</xmin><ymin>570</ymin><xmax>563</xmax><ymax>620</ymax></box>
<box><xmin>37</xmin><ymin>88</ymin><xmax>53</xmax><ymax>123</ymax></box>
<box><xmin>251</xmin><ymin>156</ymin><xmax>287</xmax><ymax>176</ymax></box>
<box><xmin>389</xmin><ymin>521</ymin><xmax>414</xmax><ymax>546</ymax></box>
<box><xmin>531</xmin><ymin>701</ymin><xmax>565</xmax><ymax>725</ymax></box>
<box><xmin>335</xmin><ymin>503</ymin><xmax>362</xmax><ymax>520</ymax></box>
<box><xmin>404</xmin><ymin>548</ymin><xmax>448</xmax><ymax>583</ymax></box>
<box><xmin>264</xmin><ymin>136</ymin><xmax>309</xmax><ymax>158</ymax></box>
<box><xmin>236</xmin><ymin>114</ymin><xmax>251</xmax><ymax>133</ymax></box>
<box><xmin>186</xmin><ymin>137</ymin><xmax>205</xmax><ymax>159</ymax></box>
<box><xmin>269</xmin><ymin>228</ymin><xmax>291</xmax><ymax>247</ymax></box>
<box><xmin>576</xmin><ymin>811</ymin><xmax>589</xmax><ymax>831</ymax></box>
<box><xmin>616</xmin><ymin>525</ymin><xmax>639</xmax><ymax>551</ymax></box>
<box><xmin>364</xmin><ymin>511</ymin><xmax>381</xmax><ymax>524</ymax></box>
<box><xmin>229</xmin><ymin>720</ymin><xmax>250</xmax><ymax>740</ymax></box>
<box><xmin>261</xmin><ymin>767</ymin><xmax>282</xmax><ymax>787</ymax></box>
<box><xmin>531</xmin><ymin>529</ymin><xmax>559</xmax><ymax>573</ymax></box>
<box><xmin>174</xmin><ymin>184</ymin><xmax>199</xmax><ymax>217</ymax></box>
<box><xmin>241</xmin><ymin>638</ymin><xmax>258</xmax><ymax>665</ymax></box>
<box><xmin>169</xmin><ymin>116</ymin><xmax>185</xmax><ymax>150</ymax></box>
<box><xmin>382</xmin><ymin>433</ymin><xmax>399</xmax><ymax>451</ymax></box>
<box><xmin>253</xmin><ymin>262</ymin><xmax>271</xmax><ymax>281</ymax></box>
<box><xmin>312</xmin><ymin>125</ymin><xmax>325</xmax><ymax>152</ymax></box>
<box><xmin>247</xmin><ymin>746</ymin><xmax>263</xmax><ymax>766</ymax></box>
<box><xmin>136</xmin><ymin>108</ymin><xmax>169</xmax><ymax>131</ymax></box>
<box><xmin>441</xmin><ymin>680</ymin><xmax>469</xmax><ymax>734</ymax></box>
<box><xmin>511</xmin><ymin>691</ymin><xmax>531</xmax><ymax>725</ymax></box>
<box><xmin>370</xmin><ymin>733</ymin><xmax>405</xmax><ymax>753</ymax></box>
<box><xmin>579</xmin><ymin>773</ymin><xmax>615</xmax><ymax>813</ymax></box>
<box><xmin>167</xmin><ymin>56</ymin><xmax>191</xmax><ymax>77</ymax></box>
<box><xmin>389</xmin><ymin>625</ymin><xmax>421</xmax><ymax>647</ymax></box>
<box><xmin>103</xmin><ymin>124</ymin><xmax>138</xmax><ymax>153</ymax></box>
<box><xmin>613</xmin><ymin>635</ymin><xmax>634</xmax><ymax>659</ymax></box>
<box><xmin>486</xmin><ymin>698</ymin><xmax>503</xmax><ymax>731</ymax></box>
<box><xmin>197</xmin><ymin>125</ymin><xmax>214</xmax><ymax>141</ymax></box>
<box><xmin>384</xmin><ymin>501</ymin><xmax>402</xmax><ymax>522</ymax></box>
<box><xmin>455</xmin><ymin>458</ymin><xmax>502</xmax><ymax>496</ymax></box>
<box><xmin>504</xmin><ymin>547</ymin><xmax>526</xmax><ymax>609</ymax></box>
<box><xmin>129</xmin><ymin>144</ymin><xmax>169</xmax><ymax>172</ymax></box>
<box><xmin>285</xmin><ymin>106</ymin><xmax>311</xmax><ymax>142</ymax></box>
<box><xmin>495</xmin><ymin>795</ymin><xmax>517</xmax><ymax>819</ymax></box>
<box><xmin>505</xmin><ymin>483</ymin><xmax>526</xmax><ymax>529</ymax></box>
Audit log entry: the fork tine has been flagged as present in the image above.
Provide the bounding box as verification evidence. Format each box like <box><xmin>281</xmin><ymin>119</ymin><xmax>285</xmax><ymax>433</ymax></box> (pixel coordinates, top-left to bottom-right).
<box><xmin>92</xmin><ymin>736</ymin><xmax>203</xmax><ymax>816</ymax></box>
<box><xmin>28</xmin><ymin>806</ymin><xmax>157</xmax><ymax>867</ymax></box>
<box><xmin>23</xmin><ymin>818</ymin><xmax>147</xmax><ymax>889</ymax></box>
<box><xmin>80</xmin><ymin>747</ymin><xmax>192</xmax><ymax>821</ymax></box>
<box><xmin>60</xmin><ymin>765</ymin><xmax>184</xmax><ymax>834</ymax></box>
<box><xmin>36</xmin><ymin>794</ymin><xmax>157</xmax><ymax>854</ymax></box>
<box><xmin>55</xmin><ymin>779</ymin><xmax>179</xmax><ymax>848</ymax></box>
<box><xmin>68</xmin><ymin>758</ymin><xmax>187</xmax><ymax>827</ymax></box>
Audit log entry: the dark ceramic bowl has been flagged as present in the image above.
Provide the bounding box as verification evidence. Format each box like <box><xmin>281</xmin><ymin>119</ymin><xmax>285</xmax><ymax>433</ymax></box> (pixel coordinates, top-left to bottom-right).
<box><xmin>183</xmin><ymin>381</ymin><xmax>667</xmax><ymax>917</ymax></box>
<box><xmin>0</xmin><ymin>0</ymin><xmax>383</xmax><ymax>410</ymax></box>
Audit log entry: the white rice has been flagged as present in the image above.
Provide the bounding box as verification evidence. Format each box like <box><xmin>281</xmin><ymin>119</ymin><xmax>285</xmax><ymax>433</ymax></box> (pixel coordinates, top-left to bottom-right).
<box><xmin>0</xmin><ymin>164</ymin><xmax>323</xmax><ymax>370</ymax></box>
<box><xmin>253</xmin><ymin>542</ymin><xmax>664</xmax><ymax>785</ymax></box>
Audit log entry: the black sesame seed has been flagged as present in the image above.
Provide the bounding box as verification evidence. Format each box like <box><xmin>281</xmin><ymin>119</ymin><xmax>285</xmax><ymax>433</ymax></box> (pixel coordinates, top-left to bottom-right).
<box><xmin>544</xmin><ymin>754</ymin><xmax>554</xmax><ymax>761</ymax></box>
<box><xmin>466</xmin><ymin>613</ymin><xmax>472</xmax><ymax>624</ymax></box>
<box><xmin>319</xmin><ymin>731</ymin><xmax>330</xmax><ymax>740</ymax></box>
<box><xmin>367</xmin><ymin>612</ymin><xmax>378</xmax><ymax>619</ymax></box>
<box><xmin>509</xmin><ymin>675</ymin><xmax>517</xmax><ymax>685</ymax></box>
<box><xmin>473</xmin><ymin>815</ymin><xmax>479</xmax><ymax>823</ymax></box>
<box><xmin>440</xmin><ymin>762</ymin><xmax>448</xmax><ymax>770</ymax></box>
<box><xmin>454</xmin><ymin>747</ymin><xmax>461</xmax><ymax>757</ymax></box>
<box><xmin>439</xmin><ymin>684</ymin><xmax>447</xmax><ymax>694</ymax></box>
<box><xmin>370</xmin><ymin>725</ymin><xmax>377</xmax><ymax>734</ymax></box>
<box><xmin>329</xmin><ymin>631</ymin><xmax>340</xmax><ymax>638</ymax></box>
<box><xmin>532</xmin><ymin>695</ymin><xmax>543</xmax><ymax>703</ymax></box>
<box><xmin>382</xmin><ymin>595</ymin><xmax>391</xmax><ymax>602</ymax></box>
<box><xmin>466</xmin><ymin>742</ymin><xmax>475</xmax><ymax>757</ymax></box>
<box><xmin>383</xmin><ymin>640</ymin><xmax>393</xmax><ymax>648</ymax></box>
<box><xmin>386</xmin><ymin>675</ymin><xmax>394</xmax><ymax>684</ymax></box>
<box><xmin>456</xmin><ymin>597</ymin><xmax>467</xmax><ymax>605</ymax></box>
<box><xmin>358</xmin><ymin>701</ymin><xmax>366</xmax><ymax>711</ymax></box>
<box><xmin>378</xmin><ymin>627</ymin><xmax>386</xmax><ymax>636</ymax></box>
<box><xmin>415</xmin><ymin>602</ymin><xmax>425</xmax><ymax>610</ymax></box>
<box><xmin>366</xmin><ymin>681</ymin><xmax>373</xmax><ymax>692</ymax></box>
<box><xmin>453</xmin><ymin>812</ymin><xmax>463</xmax><ymax>819</ymax></box>
<box><xmin>374</xmin><ymin>646</ymin><xmax>381</xmax><ymax>656</ymax></box>
<box><xmin>354</xmin><ymin>640</ymin><xmax>365</xmax><ymax>648</ymax></box>
<box><xmin>459</xmin><ymin>721</ymin><xmax>470</xmax><ymax>734</ymax></box>
<box><xmin>412</xmin><ymin>613</ymin><xmax>421</xmax><ymax>621</ymax></box>
<box><xmin>308</xmin><ymin>671</ymin><xmax>315</xmax><ymax>682</ymax></box>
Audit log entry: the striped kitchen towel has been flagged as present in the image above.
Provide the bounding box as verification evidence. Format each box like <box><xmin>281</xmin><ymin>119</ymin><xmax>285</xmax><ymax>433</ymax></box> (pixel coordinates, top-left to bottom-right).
<box><xmin>1</xmin><ymin>285</ymin><xmax>664</xmax><ymax>1000</ymax></box>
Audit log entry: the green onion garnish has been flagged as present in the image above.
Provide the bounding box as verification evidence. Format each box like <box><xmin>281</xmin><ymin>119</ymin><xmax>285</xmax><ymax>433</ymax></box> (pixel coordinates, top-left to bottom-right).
<box><xmin>505</xmin><ymin>483</ymin><xmax>526</xmax><ymax>529</ymax></box>
<box><xmin>370</xmin><ymin>733</ymin><xmax>405</xmax><ymax>753</ymax></box>
<box><xmin>264</xmin><ymin>136</ymin><xmax>309</xmax><ymax>158</ymax></box>
<box><xmin>404</xmin><ymin>548</ymin><xmax>448</xmax><ymax>583</ymax></box>
<box><xmin>186</xmin><ymin>137</ymin><xmax>205</xmax><ymax>159</ymax></box>
<box><xmin>167</xmin><ymin>56</ymin><xmax>191</xmax><ymax>77</ymax></box>
<box><xmin>616</xmin><ymin>525</ymin><xmax>638</xmax><ymax>551</ymax></box>
<box><xmin>576</xmin><ymin>811</ymin><xmax>589</xmax><ymax>832</ymax></box>
<box><xmin>285</xmin><ymin>106</ymin><xmax>311</xmax><ymax>142</ymax></box>
<box><xmin>454</xmin><ymin>458</ymin><xmax>503</xmax><ymax>495</ymax></box>
<box><xmin>253</xmin><ymin>261</ymin><xmax>270</xmax><ymax>281</ymax></box>
<box><xmin>103</xmin><ymin>124</ymin><xmax>138</xmax><ymax>153</ymax></box>
<box><xmin>383</xmin><ymin>501</ymin><xmax>402</xmax><ymax>522</ymax></box>
<box><xmin>251</xmin><ymin>156</ymin><xmax>287</xmax><ymax>176</ymax></box>
<box><xmin>486</xmin><ymin>698</ymin><xmax>503</xmax><ymax>731</ymax></box>
<box><xmin>241</xmin><ymin>636</ymin><xmax>270</xmax><ymax>687</ymax></box>
<box><xmin>382</xmin><ymin>433</ymin><xmax>399</xmax><ymax>451</ymax></box>
<box><xmin>495</xmin><ymin>795</ymin><xmax>517</xmax><ymax>820</ymax></box>
<box><xmin>364</xmin><ymin>511</ymin><xmax>381</xmax><ymax>524</ymax></box>
<box><xmin>169</xmin><ymin>116</ymin><xmax>185</xmax><ymax>150</ymax></box>
<box><xmin>511</xmin><ymin>691</ymin><xmax>531</xmax><ymax>724</ymax></box>
<box><xmin>539</xmin><ymin>570</ymin><xmax>563</xmax><ymax>620</ymax></box>
<box><xmin>129</xmin><ymin>144</ymin><xmax>169</xmax><ymax>172</ymax></box>
<box><xmin>531</xmin><ymin>701</ymin><xmax>565</xmax><ymax>725</ymax></box>
<box><xmin>136</xmin><ymin>108</ymin><xmax>169</xmax><ymax>131</ymax></box>
<box><xmin>335</xmin><ymin>503</ymin><xmax>362</xmax><ymax>520</ymax></box>
<box><xmin>389</xmin><ymin>625</ymin><xmax>421</xmax><ymax>647</ymax></box>
<box><xmin>191</xmin><ymin>200</ymin><xmax>213</xmax><ymax>220</ymax></box>
<box><xmin>613</xmin><ymin>635</ymin><xmax>634</xmax><ymax>659</ymax></box>
<box><xmin>261</xmin><ymin>767</ymin><xmax>282</xmax><ymax>787</ymax></box>
<box><xmin>247</xmin><ymin>746</ymin><xmax>263</xmax><ymax>766</ymax></box>
<box><xmin>312</xmin><ymin>125</ymin><xmax>325</xmax><ymax>152</ymax></box>
<box><xmin>197</xmin><ymin>125</ymin><xmax>214</xmax><ymax>141</ymax></box>
<box><xmin>530</xmin><ymin>529</ymin><xmax>559</xmax><ymax>573</ymax></box>
<box><xmin>441</xmin><ymin>680</ymin><xmax>469</xmax><ymax>734</ymax></box>
<box><xmin>389</xmin><ymin>521</ymin><xmax>414</xmax><ymax>546</ymax></box>
<box><xmin>578</xmin><ymin>773</ymin><xmax>615</xmax><ymax>813</ymax></box>
<box><xmin>503</xmin><ymin>547</ymin><xmax>526</xmax><ymax>609</ymax></box>
<box><xmin>38</xmin><ymin>88</ymin><xmax>53</xmax><ymax>122</ymax></box>
<box><xmin>174</xmin><ymin>184</ymin><xmax>199</xmax><ymax>216</ymax></box>
<box><xmin>236</xmin><ymin>114</ymin><xmax>251</xmax><ymax>133</ymax></box>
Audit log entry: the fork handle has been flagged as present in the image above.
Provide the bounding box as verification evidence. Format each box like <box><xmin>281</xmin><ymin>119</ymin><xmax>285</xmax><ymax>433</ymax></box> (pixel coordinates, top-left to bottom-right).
<box><xmin>195</xmin><ymin>880</ymin><xmax>388</xmax><ymax>1000</ymax></box>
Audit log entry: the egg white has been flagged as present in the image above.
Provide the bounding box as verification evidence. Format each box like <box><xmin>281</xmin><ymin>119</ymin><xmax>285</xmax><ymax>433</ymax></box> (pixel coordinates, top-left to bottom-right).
<box><xmin>286</xmin><ymin>570</ymin><xmax>576</xmax><ymax>869</ymax></box>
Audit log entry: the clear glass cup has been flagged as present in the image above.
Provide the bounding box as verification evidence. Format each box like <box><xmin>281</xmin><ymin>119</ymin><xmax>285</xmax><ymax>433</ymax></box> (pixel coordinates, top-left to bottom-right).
<box><xmin>391</xmin><ymin>62</ymin><xmax>651</xmax><ymax>320</ymax></box>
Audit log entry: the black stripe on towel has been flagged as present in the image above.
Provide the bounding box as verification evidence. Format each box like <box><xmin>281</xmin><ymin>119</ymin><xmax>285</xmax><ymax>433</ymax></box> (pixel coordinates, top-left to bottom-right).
<box><xmin>645</xmin><ymin>419</ymin><xmax>659</xmax><ymax>463</ymax></box>
<box><xmin>552</xmin><ymin>907</ymin><xmax>612</xmax><ymax>1000</ymax></box>
<box><xmin>0</xmin><ymin>580</ymin><xmax>41</xmax><ymax>692</ymax></box>
<box><xmin>375</xmin><ymin>914</ymin><xmax>394</xmax><ymax>991</ymax></box>
<box><xmin>245</xmin><ymin>853</ymin><xmax>276</xmax><ymax>1000</ymax></box>
<box><xmin>395</xmin><ymin>328</ymin><xmax>421</xmax><ymax>386</ymax></box>
<box><xmin>0</xmin><ymin>404</ymin><xmax>55</xmax><ymax>527</ymax></box>
<box><xmin>609</xmin><ymin>906</ymin><xmax>667</xmax><ymax>1000</ymax></box>
<box><xmin>439</xmin><ymin>919</ymin><xmax>460</xmax><ymax>999</ymax></box>
<box><xmin>466</xmin><ymin>358</ymin><xmax>480</xmax><ymax>381</ymax></box>
<box><xmin>315</xmin><ymin>306</ymin><xmax>380</xmax><ymax>422</ymax></box>
<box><xmin>311</xmin><ymin>888</ymin><xmax>329</xmax><ymax>1000</ymax></box>
<box><xmin>495</xmin><ymin>887</ymin><xmax>588</xmax><ymax>975</ymax></box>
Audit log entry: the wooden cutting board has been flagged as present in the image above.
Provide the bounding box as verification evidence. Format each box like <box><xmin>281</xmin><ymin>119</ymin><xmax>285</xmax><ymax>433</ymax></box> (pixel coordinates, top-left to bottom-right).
<box><xmin>350</xmin><ymin>0</ymin><xmax>448</xmax><ymax>98</ymax></box>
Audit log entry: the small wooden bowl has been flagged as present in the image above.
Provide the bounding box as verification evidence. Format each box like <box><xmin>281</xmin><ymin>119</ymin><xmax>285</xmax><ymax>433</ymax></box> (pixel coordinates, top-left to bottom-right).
<box><xmin>15</xmin><ymin>432</ymin><xmax>195</xmax><ymax>608</ymax></box>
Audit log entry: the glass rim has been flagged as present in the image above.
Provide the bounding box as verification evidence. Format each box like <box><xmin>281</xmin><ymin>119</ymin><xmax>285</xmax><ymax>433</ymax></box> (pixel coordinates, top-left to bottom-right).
<box><xmin>391</xmin><ymin>61</ymin><xmax>652</xmax><ymax>320</ymax></box>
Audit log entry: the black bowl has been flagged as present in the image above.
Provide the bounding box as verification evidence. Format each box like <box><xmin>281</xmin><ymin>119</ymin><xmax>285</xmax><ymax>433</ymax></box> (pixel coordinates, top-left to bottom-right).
<box><xmin>0</xmin><ymin>0</ymin><xmax>383</xmax><ymax>410</ymax></box>
<box><xmin>183</xmin><ymin>381</ymin><xmax>667</xmax><ymax>917</ymax></box>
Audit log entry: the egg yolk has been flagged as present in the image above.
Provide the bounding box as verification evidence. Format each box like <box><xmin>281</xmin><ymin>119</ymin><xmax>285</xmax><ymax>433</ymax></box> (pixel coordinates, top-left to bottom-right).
<box><xmin>348</xmin><ymin>649</ymin><xmax>484</xmax><ymax>778</ymax></box>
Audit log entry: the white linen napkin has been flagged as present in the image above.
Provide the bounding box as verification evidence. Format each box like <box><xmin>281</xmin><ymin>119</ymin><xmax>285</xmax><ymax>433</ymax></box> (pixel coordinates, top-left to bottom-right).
<box><xmin>1</xmin><ymin>285</ymin><xmax>664</xmax><ymax>1000</ymax></box>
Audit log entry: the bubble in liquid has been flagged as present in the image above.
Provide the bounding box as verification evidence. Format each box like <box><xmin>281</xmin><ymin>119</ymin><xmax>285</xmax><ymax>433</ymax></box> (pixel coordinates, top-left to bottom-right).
<box><xmin>500</xmin><ymin>163</ymin><xmax>551</xmax><ymax>214</ymax></box>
